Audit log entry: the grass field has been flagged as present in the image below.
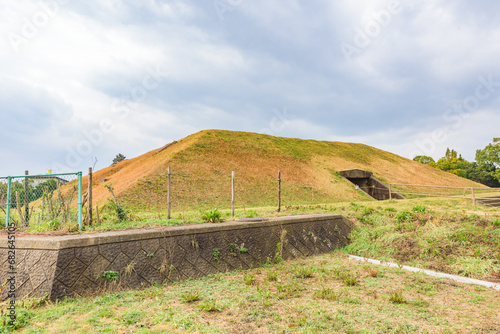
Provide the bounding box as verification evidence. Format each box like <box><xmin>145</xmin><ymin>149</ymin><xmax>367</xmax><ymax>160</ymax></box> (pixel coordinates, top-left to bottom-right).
<box><xmin>1</xmin><ymin>196</ymin><xmax>499</xmax><ymax>333</ymax></box>
<box><xmin>1</xmin><ymin>251</ymin><xmax>498</xmax><ymax>333</ymax></box>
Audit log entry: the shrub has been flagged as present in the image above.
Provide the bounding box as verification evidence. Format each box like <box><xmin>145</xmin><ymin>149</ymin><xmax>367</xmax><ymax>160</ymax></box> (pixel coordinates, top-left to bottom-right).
<box><xmin>201</xmin><ymin>209</ymin><xmax>222</xmax><ymax>223</ymax></box>
<box><xmin>103</xmin><ymin>184</ymin><xmax>129</xmax><ymax>222</ymax></box>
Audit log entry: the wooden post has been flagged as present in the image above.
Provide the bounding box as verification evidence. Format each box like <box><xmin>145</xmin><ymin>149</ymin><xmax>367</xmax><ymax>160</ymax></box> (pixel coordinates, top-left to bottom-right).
<box><xmin>156</xmin><ymin>177</ymin><xmax>160</xmax><ymax>219</ymax></box>
<box><xmin>471</xmin><ymin>187</ymin><xmax>476</xmax><ymax>211</ymax></box>
<box><xmin>278</xmin><ymin>170</ymin><xmax>281</xmax><ymax>213</ymax></box>
<box><xmin>167</xmin><ymin>167</ymin><xmax>171</xmax><ymax>219</ymax></box>
<box><xmin>88</xmin><ymin>167</ymin><xmax>93</xmax><ymax>225</ymax></box>
<box><xmin>24</xmin><ymin>170</ymin><xmax>29</xmax><ymax>225</ymax></box>
<box><xmin>96</xmin><ymin>205</ymin><xmax>100</xmax><ymax>225</ymax></box>
<box><xmin>231</xmin><ymin>171</ymin><xmax>235</xmax><ymax>217</ymax></box>
<box><xmin>389</xmin><ymin>183</ymin><xmax>392</xmax><ymax>200</ymax></box>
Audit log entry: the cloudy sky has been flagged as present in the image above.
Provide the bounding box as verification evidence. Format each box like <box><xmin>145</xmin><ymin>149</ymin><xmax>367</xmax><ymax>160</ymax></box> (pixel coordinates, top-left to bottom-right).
<box><xmin>1</xmin><ymin>0</ymin><xmax>499</xmax><ymax>176</ymax></box>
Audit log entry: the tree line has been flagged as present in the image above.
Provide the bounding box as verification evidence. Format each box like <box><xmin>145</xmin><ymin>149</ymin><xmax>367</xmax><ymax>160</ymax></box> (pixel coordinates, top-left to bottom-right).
<box><xmin>0</xmin><ymin>179</ymin><xmax>59</xmax><ymax>208</ymax></box>
<box><xmin>414</xmin><ymin>138</ymin><xmax>500</xmax><ymax>187</ymax></box>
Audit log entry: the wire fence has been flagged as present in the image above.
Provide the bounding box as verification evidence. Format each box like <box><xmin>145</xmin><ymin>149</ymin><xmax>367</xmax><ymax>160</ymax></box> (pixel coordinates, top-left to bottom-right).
<box><xmin>389</xmin><ymin>183</ymin><xmax>500</xmax><ymax>208</ymax></box>
<box><xmin>97</xmin><ymin>166</ymin><xmax>346</xmax><ymax>224</ymax></box>
<box><xmin>109</xmin><ymin>169</ymin><xmax>500</xmax><ymax>222</ymax></box>
<box><xmin>0</xmin><ymin>172</ymin><xmax>82</xmax><ymax>230</ymax></box>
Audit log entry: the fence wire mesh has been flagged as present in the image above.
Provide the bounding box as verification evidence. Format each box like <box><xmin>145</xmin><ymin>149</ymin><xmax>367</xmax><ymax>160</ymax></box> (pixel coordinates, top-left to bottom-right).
<box><xmin>1</xmin><ymin>172</ymin><xmax>82</xmax><ymax>230</ymax></box>
<box><xmin>390</xmin><ymin>183</ymin><xmax>500</xmax><ymax>200</ymax></box>
<box><xmin>118</xmin><ymin>168</ymin><xmax>336</xmax><ymax>215</ymax></box>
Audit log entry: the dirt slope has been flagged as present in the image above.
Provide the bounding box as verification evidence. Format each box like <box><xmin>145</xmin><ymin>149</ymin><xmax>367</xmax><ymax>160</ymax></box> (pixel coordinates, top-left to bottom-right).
<box><xmin>82</xmin><ymin>130</ymin><xmax>483</xmax><ymax>211</ymax></box>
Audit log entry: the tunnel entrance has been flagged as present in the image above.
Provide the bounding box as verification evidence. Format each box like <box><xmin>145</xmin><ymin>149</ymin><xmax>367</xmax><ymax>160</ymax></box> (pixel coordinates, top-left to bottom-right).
<box><xmin>339</xmin><ymin>169</ymin><xmax>404</xmax><ymax>201</ymax></box>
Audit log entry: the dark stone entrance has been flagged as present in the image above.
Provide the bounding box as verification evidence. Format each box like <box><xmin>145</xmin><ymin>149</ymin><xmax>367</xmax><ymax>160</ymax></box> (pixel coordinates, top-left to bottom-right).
<box><xmin>339</xmin><ymin>169</ymin><xmax>404</xmax><ymax>201</ymax></box>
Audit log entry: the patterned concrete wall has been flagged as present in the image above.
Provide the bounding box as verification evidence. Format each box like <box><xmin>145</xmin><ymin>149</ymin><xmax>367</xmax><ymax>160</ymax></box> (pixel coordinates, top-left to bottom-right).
<box><xmin>0</xmin><ymin>214</ymin><xmax>352</xmax><ymax>300</ymax></box>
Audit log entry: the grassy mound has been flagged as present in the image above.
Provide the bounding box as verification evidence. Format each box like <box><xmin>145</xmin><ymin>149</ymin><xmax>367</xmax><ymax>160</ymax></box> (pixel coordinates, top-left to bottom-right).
<box><xmin>85</xmin><ymin>129</ymin><xmax>484</xmax><ymax>212</ymax></box>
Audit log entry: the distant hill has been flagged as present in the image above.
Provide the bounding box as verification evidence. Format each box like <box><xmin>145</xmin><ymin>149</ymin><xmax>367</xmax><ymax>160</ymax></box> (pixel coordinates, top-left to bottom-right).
<box><xmin>83</xmin><ymin>130</ymin><xmax>483</xmax><ymax>211</ymax></box>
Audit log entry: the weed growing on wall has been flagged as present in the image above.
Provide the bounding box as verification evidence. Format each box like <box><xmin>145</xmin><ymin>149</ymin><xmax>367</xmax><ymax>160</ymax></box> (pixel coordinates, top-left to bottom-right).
<box><xmin>99</xmin><ymin>271</ymin><xmax>120</xmax><ymax>282</ymax></box>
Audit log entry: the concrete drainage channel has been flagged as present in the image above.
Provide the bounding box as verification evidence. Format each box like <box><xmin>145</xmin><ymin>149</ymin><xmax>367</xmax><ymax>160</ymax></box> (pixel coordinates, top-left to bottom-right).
<box><xmin>348</xmin><ymin>255</ymin><xmax>500</xmax><ymax>291</ymax></box>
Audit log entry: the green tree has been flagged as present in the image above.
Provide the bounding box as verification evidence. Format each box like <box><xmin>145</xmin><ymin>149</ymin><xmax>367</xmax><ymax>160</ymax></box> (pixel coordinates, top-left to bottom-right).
<box><xmin>474</xmin><ymin>138</ymin><xmax>500</xmax><ymax>184</ymax></box>
<box><xmin>463</xmin><ymin>162</ymin><xmax>500</xmax><ymax>187</ymax></box>
<box><xmin>413</xmin><ymin>155</ymin><xmax>435</xmax><ymax>166</ymax></box>
<box><xmin>413</xmin><ymin>141</ymin><xmax>499</xmax><ymax>187</ymax></box>
<box><xmin>112</xmin><ymin>153</ymin><xmax>126</xmax><ymax>165</ymax></box>
<box><xmin>434</xmin><ymin>148</ymin><xmax>470</xmax><ymax>176</ymax></box>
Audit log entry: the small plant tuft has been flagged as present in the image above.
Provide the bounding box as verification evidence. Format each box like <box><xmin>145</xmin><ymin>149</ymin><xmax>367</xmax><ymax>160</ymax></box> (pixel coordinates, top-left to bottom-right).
<box><xmin>198</xmin><ymin>299</ymin><xmax>225</xmax><ymax>312</ymax></box>
<box><xmin>294</xmin><ymin>266</ymin><xmax>314</xmax><ymax>279</ymax></box>
<box><xmin>396</xmin><ymin>210</ymin><xmax>415</xmax><ymax>223</ymax></box>
<box><xmin>343</xmin><ymin>273</ymin><xmax>358</xmax><ymax>286</ymax></box>
<box><xmin>273</xmin><ymin>242</ymin><xmax>284</xmax><ymax>264</ymax></box>
<box><xmin>180</xmin><ymin>291</ymin><xmax>201</xmax><ymax>303</ymax></box>
<box><xmin>267</xmin><ymin>270</ymin><xmax>278</xmax><ymax>282</ymax></box>
<box><xmin>243</xmin><ymin>273</ymin><xmax>256</xmax><ymax>285</ymax></box>
<box><xmin>228</xmin><ymin>243</ymin><xmax>238</xmax><ymax>257</ymax></box>
<box><xmin>124</xmin><ymin>262</ymin><xmax>136</xmax><ymax>276</ymax></box>
<box><xmin>389</xmin><ymin>291</ymin><xmax>406</xmax><ymax>304</ymax></box>
<box><xmin>99</xmin><ymin>270</ymin><xmax>120</xmax><ymax>282</ymax></box>
<box><xmin>201</xmin><ymin>209</ymin><xmax>222</xmax><ymax>223</ymax></box>
<box><xmin>366</xmin><ymin>268</ymin><xmax>378</xmax><ymax>278</ymax></box>
<box><xmin>412</xmin><ymin>205</ymin><xmax>427</xmax><ymax>213</ymax></box>
<box><xmin>213</xmin><ymin>248</ymin><xmax>221</xmax><ymax>263</ymax></box>
<box><xmin>313</xmin><ymin>287</ymin><xmax>343</xmax><ymax>301</ymax></box>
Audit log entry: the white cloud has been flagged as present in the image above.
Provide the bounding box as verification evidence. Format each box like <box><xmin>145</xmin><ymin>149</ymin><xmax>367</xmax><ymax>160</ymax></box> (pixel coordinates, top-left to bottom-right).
<box><xmin>0</xmin><ymin>0</ymin><xmax>500</xmax><ymax>175</ymax></box>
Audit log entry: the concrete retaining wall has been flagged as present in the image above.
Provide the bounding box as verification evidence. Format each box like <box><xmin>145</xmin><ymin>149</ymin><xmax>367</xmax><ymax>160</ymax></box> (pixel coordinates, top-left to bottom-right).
<box><xmin>0</xmin><ymin>214</ymin><xmax>352</xmax><ymax>300</ymax></box>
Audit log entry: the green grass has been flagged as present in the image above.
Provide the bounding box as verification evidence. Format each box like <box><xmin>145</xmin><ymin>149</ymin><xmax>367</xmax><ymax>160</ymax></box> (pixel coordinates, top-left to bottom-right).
<box><xmin>1</xmin><ymin>196</ymin><xmax>499</xmax><ymax>332</ymax></box>
<box><xmin>342</xmin><ymin>200</ymin><xmax>500</xmax><ymax>279</ymax></box>
<box><xmin>6</xmin><ymin>196</ymin><xmax>500</xmax><ymax>281</ymax></box>
<box><xmin>2</xmin><ymin>251</ymin><xmax>498</xmax><ymax>333</ymax></box>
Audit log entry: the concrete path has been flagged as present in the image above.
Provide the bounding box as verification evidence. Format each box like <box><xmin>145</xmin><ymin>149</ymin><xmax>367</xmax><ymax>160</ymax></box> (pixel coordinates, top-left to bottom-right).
<box><xmin>348</xmin><ymin>255</ymin><xmax>500</xmax><ymax>291</ymax></box>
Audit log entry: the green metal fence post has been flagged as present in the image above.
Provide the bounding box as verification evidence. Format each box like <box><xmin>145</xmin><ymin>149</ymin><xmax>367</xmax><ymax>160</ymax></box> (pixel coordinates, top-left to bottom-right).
<box><xmin>5</xmin><ymin>176</ymin><xmax>12</xmax><ymax>228</ymax></box>
<box><xmin>78</xmin><ymin>171</ymin><xmax>83</xmax><ymax>230</ymax></box>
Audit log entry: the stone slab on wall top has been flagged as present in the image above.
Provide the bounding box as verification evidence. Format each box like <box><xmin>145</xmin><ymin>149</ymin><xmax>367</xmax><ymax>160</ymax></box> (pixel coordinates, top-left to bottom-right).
<box><xmin>0</xmin><ymin>214</ymin><xmax>352</xmax><ymax>301</ymax></box>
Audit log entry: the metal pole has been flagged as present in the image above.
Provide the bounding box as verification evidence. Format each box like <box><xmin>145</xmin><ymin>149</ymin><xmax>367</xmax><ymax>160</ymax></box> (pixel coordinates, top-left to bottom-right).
<box><xmin>78</xmin><ymin>171</ymin><xmax>83</xmax><ymax>230</ymax></box>
<box><xmin>88</xmin><ymin>167</ymin><xmax>93</xmax><ymax>225</ymax></box>
<box><xmin>231</xmin><ymin>171</ymin><xmax>235</xmax><ymax>217</ymax></box>
<box><xmin>167</xmin><ymin>167</ymin><xmax>171</xmax><ymax>219</ymax></box>
<box><xmin>24</xmin><ymin>170</ymin><xmax>29</xmax><ymax>225</ymax></box>
<box><xmin>278</xmin><ymin>170</ymin><xmax>281</xmax><ymax>213</ymax></box>
<box><xmin>5</xmin><ymin>176</ymin><xmax>12</xmax><ymax>228</ymax></box>
<box><xmin>389</xmin><ymin>183</ymin><xmax>392</xmax><ymax>200</ymax></box>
